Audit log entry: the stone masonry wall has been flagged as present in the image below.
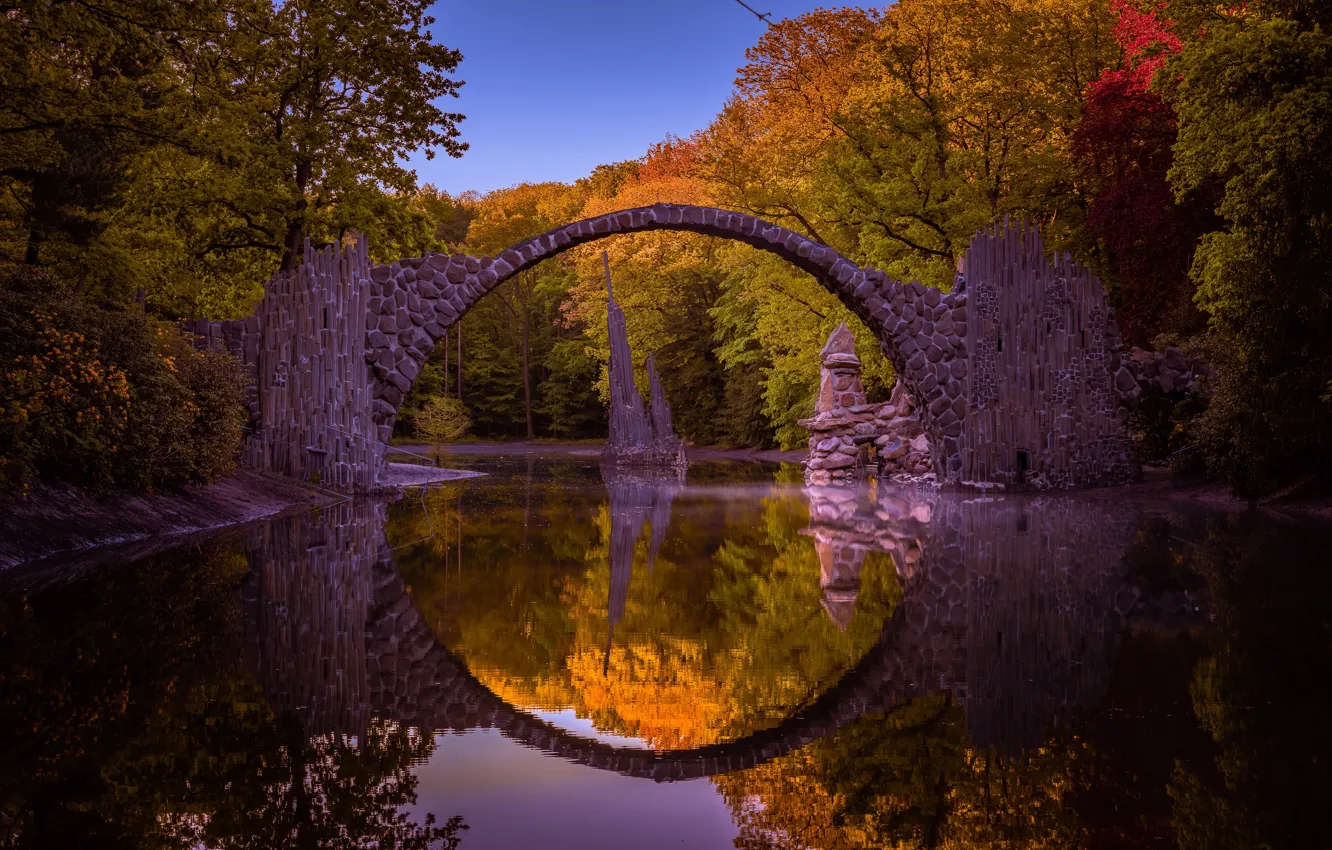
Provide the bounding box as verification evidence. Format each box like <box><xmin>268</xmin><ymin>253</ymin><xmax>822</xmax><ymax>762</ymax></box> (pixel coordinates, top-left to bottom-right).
<box><xmin>205</xmin><ymin>205</ymin><xmax>1159</xmax><ymax>491</ymax></box>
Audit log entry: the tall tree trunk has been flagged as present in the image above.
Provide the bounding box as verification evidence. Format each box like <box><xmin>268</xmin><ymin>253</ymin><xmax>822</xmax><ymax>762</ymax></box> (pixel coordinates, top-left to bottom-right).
<box><xmin>280</xmin><ymin>160</ymin><xmax>312</xmax><ymax>271</ymax></box>
<box><xmin>443</xmin><ymin>328</ymin><xmax>450</xmax><ymax>396</ymax></box>
<box><xmin>24</xmin><ymin>179</ymin><xmax>43</xmax><ymax>264</ymax></box>
<box><xmin>456</xmin><ymin>319</ymin><xmax>462</xmax><ymax>400</ymax></box>
<box><xmin>522</xmin><ymin>312</ymin><xmax>534</xmax><ymax>439</ymax></box>
<box><xmin>24</xmin><ymin>228</ymin><xmax>40</xmax><ymax>265</ymax></box>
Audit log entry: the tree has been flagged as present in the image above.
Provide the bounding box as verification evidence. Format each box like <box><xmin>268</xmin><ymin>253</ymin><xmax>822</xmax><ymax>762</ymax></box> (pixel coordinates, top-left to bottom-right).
<box><xmin>1164</xmin><ymin>9</ymin><xmax>1332</xmax><ymax>496</ymax></box>
<box><xmin>0</xmin><ymin>0</ymin><xmax>217</xmax><ymax>282</ymax></box>
<box><xmin>463</xmin><ymin>184</ymin><xmax>577</xmax><ymax>439</ymax></box>
<box><xmin>1073</xmin><ymin>0</ymin><xmax>1216</xmax><ymax>346</ymax></box>
<box><xmin>414</xmin><ymin>396</ymin><xmax>470</xmax><ymax>458</ymax></box>
<box><xmin>182</xmin><ymin>0</ymin><xmax>467</xmax><ymax>273</ymax></box>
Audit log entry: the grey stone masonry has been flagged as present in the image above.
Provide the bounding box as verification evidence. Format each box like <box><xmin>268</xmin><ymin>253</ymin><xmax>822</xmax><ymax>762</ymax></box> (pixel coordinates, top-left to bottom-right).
<box><xmin>1113</xmin><ymin>345</ymin><xmax>1209</xmax><ymax>412</ymax></box>
<box><xmin>602</xmin><ymin>253</ymin><xmax>687</xmax><ymax>470</ymax></box>
<box><xmin>799</xmin><ymin>323</ymin><xmax>931</xmax><ymax>485</ymax></box>
<box><xmin>958</xmin><ymin>220</ymin><xmax>1139</xmax><ymax>489</ymax></box>
<box><xmin>206</xmin><ymin>205</ymin><xmax>1185</xmax><ymax>491</ymax></box>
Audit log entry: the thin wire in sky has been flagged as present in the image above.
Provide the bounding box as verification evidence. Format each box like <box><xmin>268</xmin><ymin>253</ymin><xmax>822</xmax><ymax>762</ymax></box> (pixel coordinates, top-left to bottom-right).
<box><xmin>732</xmin><ymin>0</ymin><xmax>773</xmax><ymax>26</ymax></box>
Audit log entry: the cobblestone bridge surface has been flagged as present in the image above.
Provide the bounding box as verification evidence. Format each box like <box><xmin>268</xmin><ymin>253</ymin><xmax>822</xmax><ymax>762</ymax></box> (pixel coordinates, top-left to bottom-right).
<box><xmin>241</xmin><ymin>488</ymin><xmax>1207</xmax><ymax>780</ymax></box>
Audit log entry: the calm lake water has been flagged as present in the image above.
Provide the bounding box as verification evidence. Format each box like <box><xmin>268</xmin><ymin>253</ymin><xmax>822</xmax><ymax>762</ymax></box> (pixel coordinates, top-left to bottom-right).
<box><xmin>3</xmin><ymin>453</ymin><xmax>1331</xmax><ymax>849</ymax></box>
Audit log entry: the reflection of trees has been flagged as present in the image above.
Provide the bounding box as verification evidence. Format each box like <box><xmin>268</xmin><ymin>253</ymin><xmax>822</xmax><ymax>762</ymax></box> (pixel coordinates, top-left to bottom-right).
<box><xmin>709</xmin><ymin>486</ymin><xmax>1225</xmax><ymax>849</ymax></box>
<box><xmin>715</xmin><ymin>695</ymin><xmax>1090</xmax><ymax>850</ymax></box>
<box><xmin>0</xmin><ymin>525</ymin><xmax>465</xmax><ymax>849</ymax></box>
<box><xmin>389</xmin><ymin>473</ymin><xmax>898</xmax><ymax>751</ymax></box>
<box><xmin>1169</xmin><ymin>517</ymin><xmax>1332</xmax><ymax>850</ymax></box>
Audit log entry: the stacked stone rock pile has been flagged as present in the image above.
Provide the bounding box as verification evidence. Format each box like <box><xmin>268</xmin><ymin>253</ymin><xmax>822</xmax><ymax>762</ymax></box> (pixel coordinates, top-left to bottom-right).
<box><xmin>1113</xmin><ymin>346</ymin><xmax>1208</xmax><ymax>411</ymax></box>
<box><xmin>799</xmin><ymin>323</ymin><xmax>932</xmax><ymax>485</ymax></box>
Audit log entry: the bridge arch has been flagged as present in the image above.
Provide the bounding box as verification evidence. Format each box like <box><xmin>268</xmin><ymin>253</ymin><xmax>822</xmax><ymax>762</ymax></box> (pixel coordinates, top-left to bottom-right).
<box><xmin>362</xmin><ymin>204</ymin><xmax>970</xmax><ymax>479</ymax></box>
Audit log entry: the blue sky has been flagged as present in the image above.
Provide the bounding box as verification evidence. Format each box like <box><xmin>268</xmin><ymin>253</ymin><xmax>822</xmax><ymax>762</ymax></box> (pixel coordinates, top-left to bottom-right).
<box><xmin>413</xmin><ymin>0</ymin><xmax>834</xmax><ymax>195</ymax></box>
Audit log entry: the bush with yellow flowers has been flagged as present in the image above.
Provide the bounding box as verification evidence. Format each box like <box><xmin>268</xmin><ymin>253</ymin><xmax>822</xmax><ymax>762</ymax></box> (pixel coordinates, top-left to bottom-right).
<box><xmin>1</xmin><ymin>265</ymin><xmax>247</xmax><ymax>492</ymax></box>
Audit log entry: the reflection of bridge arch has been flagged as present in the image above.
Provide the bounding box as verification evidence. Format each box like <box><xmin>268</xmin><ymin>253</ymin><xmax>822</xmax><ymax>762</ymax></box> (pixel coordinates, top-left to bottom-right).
<box><xmin>364</xmin><ymin>560</ymin><xmax>944</xmax><ymax>782</ymax></box>
<box><xmin>242</xmin><ymin>489</ymin><xmax>1197</xmax><ymax>779</ymax></box>
<box><xmin>363</xmin><ymin>204</ymin><xmax>967</xmax><ymax>479</ymax></box>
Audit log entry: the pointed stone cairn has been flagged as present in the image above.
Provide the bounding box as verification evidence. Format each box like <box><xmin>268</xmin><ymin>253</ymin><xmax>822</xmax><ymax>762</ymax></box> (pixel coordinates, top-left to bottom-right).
<box><xmin>600</xmin><ymin>252</ymin><xmax>688</xmax><ymax>471</ymax></box>
<box><xmin>800</xmin><ymin>323</ymin><xmax>931</xmax><ymax>485</ymax></box>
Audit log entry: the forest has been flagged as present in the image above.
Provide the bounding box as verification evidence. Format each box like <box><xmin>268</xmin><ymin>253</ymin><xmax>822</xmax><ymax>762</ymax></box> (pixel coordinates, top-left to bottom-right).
<box><xmin>3</xmin><ymin>0</ymin><xmax>1331</xmax><ymax>498</ymax></box>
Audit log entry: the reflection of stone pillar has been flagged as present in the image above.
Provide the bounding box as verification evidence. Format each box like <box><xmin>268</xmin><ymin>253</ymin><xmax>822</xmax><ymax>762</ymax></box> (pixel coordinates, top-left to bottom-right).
<box><xmin>600</xmin><ymin>466</ymin><xmax>681</xmax><ymax>670</ymax></box>
<box><xmin>801</xmin><ymin>481</ymin><xmax>1157</xmax><ymax>754</ymax></box>
<box><xmin>813</xmin><ymin>536</ymin><xmax>867</xmax><ymax>631</ymax></box>
<box><xmin>242</xmin><ymin>501</ymin><xmax>384</xmax><ymax>737</ymax></box>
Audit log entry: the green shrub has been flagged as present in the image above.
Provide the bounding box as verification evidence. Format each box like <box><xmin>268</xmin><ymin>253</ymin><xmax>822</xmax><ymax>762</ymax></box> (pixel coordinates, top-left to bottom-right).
<box><xmin>1</xmin><ymin>264</ymin><xmax>247</xmax><ymax>492</ymax></box>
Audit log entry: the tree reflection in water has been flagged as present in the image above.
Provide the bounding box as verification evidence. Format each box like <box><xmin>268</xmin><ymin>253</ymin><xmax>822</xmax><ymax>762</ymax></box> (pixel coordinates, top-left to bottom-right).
<box><xmin>0</xmin><ymin>506</ymin><xmax>465</xmax><ymax>850</ymax></box>
<box><xmin>2</xmin><ymin>457</ymin><xmax>1330</xmax><ymax>849</ymax></box>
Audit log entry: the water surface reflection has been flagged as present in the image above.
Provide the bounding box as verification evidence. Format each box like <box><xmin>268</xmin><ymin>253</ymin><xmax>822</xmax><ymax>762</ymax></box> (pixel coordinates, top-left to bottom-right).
<box><xmin>1</xmin><ymin>457</ymin><xmax>1329</xmax><ymax>849</ymax></box>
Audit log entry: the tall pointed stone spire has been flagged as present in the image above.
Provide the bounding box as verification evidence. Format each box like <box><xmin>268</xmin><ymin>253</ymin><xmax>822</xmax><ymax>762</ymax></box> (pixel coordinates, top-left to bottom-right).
<box><xmin>600</xmin><ymin>251</ymin><xmax>687</xmax><ymax>471</ymax></box>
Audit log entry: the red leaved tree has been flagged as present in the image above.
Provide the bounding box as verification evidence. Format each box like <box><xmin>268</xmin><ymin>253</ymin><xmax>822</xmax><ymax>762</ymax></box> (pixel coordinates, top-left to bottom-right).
<box><xmin>1074</xmin><ymin>1</ymin><xmax>1215</xmax><ymax>346</ymax></box>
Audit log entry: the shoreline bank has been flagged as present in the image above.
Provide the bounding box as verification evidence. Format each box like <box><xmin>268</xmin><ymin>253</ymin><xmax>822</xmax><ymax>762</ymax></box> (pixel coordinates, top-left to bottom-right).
<box><xmin>0</xmin><ymin>463</ymin><xmax>483</xmax><ymax>572</ymax></box>
<box><xmin>0</xmin><ymin>470</ymin><xmax>335</xmax><ymax>571</ymax></box>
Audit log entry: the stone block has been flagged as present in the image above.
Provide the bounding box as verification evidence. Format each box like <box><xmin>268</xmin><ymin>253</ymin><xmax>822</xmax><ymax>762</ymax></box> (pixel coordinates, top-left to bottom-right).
<box><xmin>823</xmin><ymin>452</ymin><xmax>858</xmax><ymax>469</ymax></box>
<box><xmin>1114</xmin><ymin>367</ymin><xmax>1137</xmax><ymax>392</ymax></box>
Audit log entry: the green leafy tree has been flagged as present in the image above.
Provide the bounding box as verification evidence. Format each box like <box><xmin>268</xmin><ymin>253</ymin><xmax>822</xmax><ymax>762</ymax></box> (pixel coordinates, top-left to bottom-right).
<box><xmin>1165</xmin><ymin>10</ymin><xmax>1332</xmax><ymax>497</ymax></box>
<box><xmin>0</xmin><ymin>0</ymin><xmax>215</xmax><ymax>283</ymax></box>
<box><xmin>185</xmin><ymin>0</ymin><xmax>467</xmax><ymax>272</ymax></box>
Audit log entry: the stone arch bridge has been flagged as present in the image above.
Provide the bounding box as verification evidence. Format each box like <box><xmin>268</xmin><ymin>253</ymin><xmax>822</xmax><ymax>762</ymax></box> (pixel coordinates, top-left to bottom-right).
<box><xmin>242</xmin><ymin>490</ymin><xmax>1204</xmax><ymax>779</ymax></box>
<box><xmin>193</xmin><ymin>205</ymin><xmax>1202</xmax><ymax>491</ymax></box>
